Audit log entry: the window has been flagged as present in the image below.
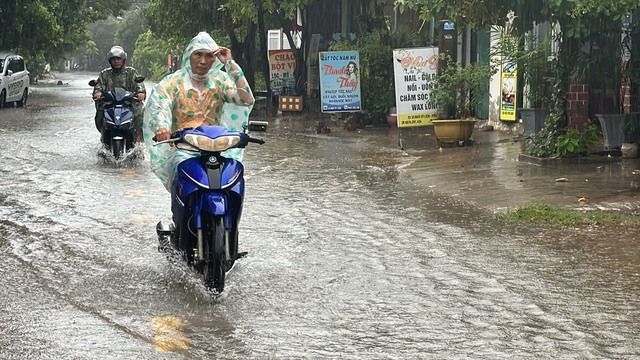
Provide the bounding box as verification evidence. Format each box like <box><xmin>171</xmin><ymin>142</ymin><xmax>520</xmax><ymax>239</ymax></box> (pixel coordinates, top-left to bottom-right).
<box><xmin>9</xmin><ymin>58</ymin><xmax>24</xmax><ymax>72</ymax></box>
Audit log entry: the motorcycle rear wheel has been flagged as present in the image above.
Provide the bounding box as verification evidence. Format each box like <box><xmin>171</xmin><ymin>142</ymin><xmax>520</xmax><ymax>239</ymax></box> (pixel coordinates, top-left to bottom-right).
<box><xmin>203</xmin><ymin>215</ymin><xmax>226</xmax><ymax>293</ymax></box>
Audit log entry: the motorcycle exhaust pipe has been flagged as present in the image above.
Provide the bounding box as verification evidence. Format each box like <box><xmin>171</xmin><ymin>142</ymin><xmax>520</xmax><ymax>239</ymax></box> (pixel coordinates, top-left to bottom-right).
<box><xmin>248</xmin><ymin>120</ymin><xmax>268</xmax><ymax>132</ymax></box>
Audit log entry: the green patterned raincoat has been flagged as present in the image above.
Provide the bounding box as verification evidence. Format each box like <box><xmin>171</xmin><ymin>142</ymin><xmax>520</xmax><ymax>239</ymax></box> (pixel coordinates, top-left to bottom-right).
<box><xmin>143</xmin><ymin>32</ymin><xmax>254</xmax><ymax>191</ymax></box>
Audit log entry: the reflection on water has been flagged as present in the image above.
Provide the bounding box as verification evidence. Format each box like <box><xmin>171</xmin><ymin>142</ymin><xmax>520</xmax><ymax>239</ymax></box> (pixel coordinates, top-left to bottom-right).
<box><xmin>152</xmin><ymin>316</ymin><xmax>190</xmax><ymax>352</ymax></box>
<box><xmin>1</xmin><ymin>79</ymin><xmax>640</xmax><ymax>358</ymax></box>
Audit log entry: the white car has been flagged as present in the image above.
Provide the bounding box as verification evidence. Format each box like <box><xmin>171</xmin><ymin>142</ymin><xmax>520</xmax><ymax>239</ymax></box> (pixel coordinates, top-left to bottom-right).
<box><xmin>0</xmin><ymin>51</ymin><xmax>29</xmax><ymax>109</ymax></box>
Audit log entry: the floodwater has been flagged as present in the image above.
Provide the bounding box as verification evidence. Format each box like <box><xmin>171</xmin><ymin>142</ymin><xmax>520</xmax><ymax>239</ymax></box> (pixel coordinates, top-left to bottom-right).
<box><xmin>0</xmin><ymin>72</ymin><xmax>639</xmax><ymax>359</ymax></box>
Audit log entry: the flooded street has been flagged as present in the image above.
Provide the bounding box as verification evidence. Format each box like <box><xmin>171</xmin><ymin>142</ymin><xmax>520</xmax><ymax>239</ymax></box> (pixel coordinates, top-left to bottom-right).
<box><xmin>1</xmin><ymin>72</ymin><xmax>639</xmax><ymax>359</ymax></box>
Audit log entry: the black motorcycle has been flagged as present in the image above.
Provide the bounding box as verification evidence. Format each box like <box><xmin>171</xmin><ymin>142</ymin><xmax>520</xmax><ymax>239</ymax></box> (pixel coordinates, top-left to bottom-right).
<box><xmin>89</xmin><ymin>77</ymin><xmax>144</xmax><ymax>160</ymax></box>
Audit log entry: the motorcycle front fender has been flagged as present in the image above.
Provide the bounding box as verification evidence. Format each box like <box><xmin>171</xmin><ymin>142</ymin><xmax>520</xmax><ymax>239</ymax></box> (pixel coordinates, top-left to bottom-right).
<box><xmin>193</xmin><ymin>192</ymin><xmax>228</xmax><ymax>229</ymax></box>
<box><xmin>202</xmin><ymin>192</ymin><xmax>227</xmax><ymax>215</ymax></box>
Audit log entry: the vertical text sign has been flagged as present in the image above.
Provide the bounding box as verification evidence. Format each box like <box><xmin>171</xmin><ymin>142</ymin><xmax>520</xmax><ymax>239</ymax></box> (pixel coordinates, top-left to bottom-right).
<box><xmin>268</xmin><ymin>49</ymin><xmax>296</xmax><ymax>96</ymax></box>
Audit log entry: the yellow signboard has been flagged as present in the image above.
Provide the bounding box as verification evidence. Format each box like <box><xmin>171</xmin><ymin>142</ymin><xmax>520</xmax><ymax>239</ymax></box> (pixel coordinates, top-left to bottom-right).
<box><xmin>392</xmin><ymin>47</ymin><xmax>439</xmax><ymax>128</ymax></box>
<box><xmin>398</xmin><ymin>112</ymin><xmax>438</xmax><ymax>127</ymax></box>
<box><xmin>500</xmin><ymin>57</ymin><xmax>517</xmax><ymax>121</ymax></box>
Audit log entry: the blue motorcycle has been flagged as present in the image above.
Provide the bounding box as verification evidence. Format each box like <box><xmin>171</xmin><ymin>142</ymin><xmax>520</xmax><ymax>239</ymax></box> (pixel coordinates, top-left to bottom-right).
<box><xmin>89</xmin><ymin>77</ymin><xmax>144</xmax><ymax>160</ymax></box>
<box><xmin>155</xmin><ymin>125</ymin><xmax>264</xmax><ymax>293</ymax></box>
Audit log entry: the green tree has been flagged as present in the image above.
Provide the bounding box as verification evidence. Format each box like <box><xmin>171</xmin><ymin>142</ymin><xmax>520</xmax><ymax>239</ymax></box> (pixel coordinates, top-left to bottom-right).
<box><xmin>115</xmin><ymin>10</ymin><xmax>148</xmax><ymax>68</ymax></box>
<box><xmin>395</xmin><ymin>0</ymin><xmax>549</xmax><ymax>34</ymax></box>
<box><xmin>143</xmin><ymin>0</ymin><xmax>255</xmax><ymax>86</ymax></box>
<box><xmin>0</xmin><ymin>0</ymin><xmax>132</xmax><ymax>79</ymax></box>
<box><xmin>396</xmin><ymin>0</ymin><xmax>640</xmax><ymax>157</ymax></box>
<box><xmin>133</xmin><ymin>30</ymin><xmax>173</xmax><ymax>81</ymax></box>
<box><xmin>143</xmin><ymin>0</ymin><xmax>315</xmax><ymax>93</ymax></box>
<box><xmin>87</xmin><ymin>18</ymin><xmax>120</xmax><ymax>70</ymax></box>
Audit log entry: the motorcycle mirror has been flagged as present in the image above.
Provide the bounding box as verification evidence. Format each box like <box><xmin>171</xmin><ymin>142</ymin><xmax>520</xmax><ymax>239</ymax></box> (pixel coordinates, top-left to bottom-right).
<box><xmin>88</xmin><ymin>80</ymin><xmax>97</xmax><ymax>86</ymax></box>
<box><xmin>135</xmin><ymin>76</ymin><xmax>145</xmax><ymax>83</ymax></box>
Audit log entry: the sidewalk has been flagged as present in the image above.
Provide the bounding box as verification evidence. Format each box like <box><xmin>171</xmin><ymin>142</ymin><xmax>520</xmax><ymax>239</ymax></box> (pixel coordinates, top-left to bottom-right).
<box><xmin>393</xmin><ymin>122</ymin><xmax>640</xmax><ymax>214</ymax></box>
<box><xmin>253</xmin><ymin>111</ymin><xmax>640</xmax><ymax>214</ymax></box>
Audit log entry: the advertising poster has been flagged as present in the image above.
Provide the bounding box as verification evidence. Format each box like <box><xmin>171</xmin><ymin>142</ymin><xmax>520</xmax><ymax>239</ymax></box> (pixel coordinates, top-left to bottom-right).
<box><xmin>319</xmin><ymin>51</ymin><xmax>362</xmax><ymax>112</ymax></box>
<box><xmin>392</xmin><ymin>47</ymin><xmax>439</xmax><ymax>127</ymax></box>
<box><xmin>268</xmin><ymin>49</ymin><xmax>296</xmax><ymax>96</ymax></box>
<box><xmin>500</xmin><ymin>54</ymin><xmax>517</xmax><ymax>121</ymax></box>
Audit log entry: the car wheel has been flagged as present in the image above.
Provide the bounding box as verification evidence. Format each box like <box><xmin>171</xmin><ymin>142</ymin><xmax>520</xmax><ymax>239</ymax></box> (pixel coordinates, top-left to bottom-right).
<box><xmin>16</xmin><ymin>88</ymin><xmax>28</xmax><ymax>108</ymax></box>
<box><xmin>0</xmin><ymin>90</ymin><xmax>6</xmax><ymax>109</ymax></box>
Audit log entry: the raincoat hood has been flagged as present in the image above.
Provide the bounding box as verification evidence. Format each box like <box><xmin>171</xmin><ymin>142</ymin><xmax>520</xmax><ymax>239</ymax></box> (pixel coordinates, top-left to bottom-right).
<box><xmin>182</xmin><ymin>32</ymin><xmax>223</xmax><ymax>80</ymax></box>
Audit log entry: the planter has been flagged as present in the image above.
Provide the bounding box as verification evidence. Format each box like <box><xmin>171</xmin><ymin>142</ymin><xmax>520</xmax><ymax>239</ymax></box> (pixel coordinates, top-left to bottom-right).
<box><xmin>595</xmin><ymin>114</ymin><xmax>625</xmax><ymax>150</ymax></box>
<box><xmin>518</xmin><ymin>108</ymin><xmax>548</xmax><ymax>137</ymax></box>
<box><xmin>387</xmin><ymin>107</ymin><xmax>398</xmax><ymax>128</ymax></box>
<box><xmin>431</xmin><ymin>119</ymin><xmax>477</xmax><ymax>145</ymax></box>
<box><xmin>387</xmin><ymin>114</ymin><xmax>398</xmax><ymax>127</ymax></box>
<box><xmin>621</xmin><ymin>143</ymin><xmax>639</xmax><ymax>158</ymax></box>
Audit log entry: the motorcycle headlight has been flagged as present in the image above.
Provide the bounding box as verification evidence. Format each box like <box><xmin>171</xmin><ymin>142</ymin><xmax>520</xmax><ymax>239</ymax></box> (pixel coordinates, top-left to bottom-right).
<box><xmin>183</xmin><ymin>134</ymin><xmax>241</xmax><ymax>152</ymax></box>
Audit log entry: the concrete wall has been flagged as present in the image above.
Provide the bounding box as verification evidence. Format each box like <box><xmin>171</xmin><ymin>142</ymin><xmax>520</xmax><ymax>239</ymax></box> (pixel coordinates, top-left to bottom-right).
<box><xmin>488</xmin><ymin>27</ymin><xmax>503</xmax><ymax>124</ymax></box>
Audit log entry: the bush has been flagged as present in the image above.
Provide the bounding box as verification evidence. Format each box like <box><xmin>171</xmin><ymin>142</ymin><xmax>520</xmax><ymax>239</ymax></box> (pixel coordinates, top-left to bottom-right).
<box><xmin>526</xmin><ymin>120</ymin><xmax>599</xmax><ymax>158</ymax></box>
<box><xmin>428</xmin><ymin>56</ymin><xmax>495</xmax><ymax>119</ymax></box>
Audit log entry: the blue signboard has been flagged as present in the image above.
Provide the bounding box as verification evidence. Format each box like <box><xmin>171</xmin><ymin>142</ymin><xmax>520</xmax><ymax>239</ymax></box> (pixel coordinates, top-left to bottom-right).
<box><xmin>318</xmin><ymin>51</ymin><xmax>362</xmax><ymax>113</ymax></box>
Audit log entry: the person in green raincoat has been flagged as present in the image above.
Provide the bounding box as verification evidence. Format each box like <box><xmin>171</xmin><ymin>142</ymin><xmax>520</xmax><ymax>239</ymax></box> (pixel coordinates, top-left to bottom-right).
<box><xmin>143</xmin><ymin>32</ymin><xmax>254</xmax><ymax>191</ymax></box>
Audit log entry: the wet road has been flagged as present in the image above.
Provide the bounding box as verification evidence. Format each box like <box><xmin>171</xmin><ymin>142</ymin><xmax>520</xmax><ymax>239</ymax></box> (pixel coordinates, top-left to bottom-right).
<box><xmin>1</xmin><ymin>72</ymin><xmax>639</xmax><ymax>359</ymax></box>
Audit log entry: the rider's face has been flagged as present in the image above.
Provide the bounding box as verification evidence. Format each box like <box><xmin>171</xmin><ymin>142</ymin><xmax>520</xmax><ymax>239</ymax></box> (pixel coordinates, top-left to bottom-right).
<box><xmin>190</xmin><ymin>50</ymin><xmax>216</xmax><ymax>75</ymax></box>
<box><xmin>110</xmin><ymin>57</ymin><xmax>124</xmax><ymax>70</ymax></box>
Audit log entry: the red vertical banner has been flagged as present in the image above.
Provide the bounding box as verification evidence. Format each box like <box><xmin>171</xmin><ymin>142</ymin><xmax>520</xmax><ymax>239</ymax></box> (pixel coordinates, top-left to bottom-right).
<box><xmin>268</xmin><ymin>50</ymin><xmax>296</xmax><ymax>96</ymax></box>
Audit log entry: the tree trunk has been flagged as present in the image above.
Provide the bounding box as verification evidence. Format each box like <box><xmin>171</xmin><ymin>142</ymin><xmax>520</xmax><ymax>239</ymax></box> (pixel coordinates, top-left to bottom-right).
<box><xmin>255</xmin><ymin>0</ymin><xmax>270</xmax><ymax>95</ymax></box>
<box><xmin>278</xmin><ymin>11</ymin><xmax>306</xmax><ymax>96</ymax></box>
<box><xmin>630</xmin><ymin>10</ymin><xmax>640</xmax><ymax>113</ymax></box>
<box><xmin>550</xmin><ymin>21</ymin><xmax>571</xmax><ymax>131</ymax></box>
<box><xmin>225</xmin><ymin>22</ymin><xmax>257</xmax><ymax>91</ymax></box>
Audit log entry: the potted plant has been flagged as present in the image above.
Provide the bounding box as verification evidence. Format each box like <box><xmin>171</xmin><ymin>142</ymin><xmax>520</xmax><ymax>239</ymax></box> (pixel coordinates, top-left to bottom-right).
<box><xmin>583</xmin><ymin>23</ymin><xmax>629</xmax><ymax>152</ymax></box>
<box><xmin>387</xmin><ymin>106</ymin><xmax>398</xmax><ymax>127</ymax></box>
<box><xmin>428</xmin><ymin>56</ymin><xmax>495</xmax><ymax>145</ymax></box>
<box><xmin>518</xmin><ymin>36</ymin><xmax>553</xmax><ymax>138</ymax></box>
<box><xmin>621</xmin><ymin>113</ymin><xmax>640</xmax><ymax>158</ymax></box>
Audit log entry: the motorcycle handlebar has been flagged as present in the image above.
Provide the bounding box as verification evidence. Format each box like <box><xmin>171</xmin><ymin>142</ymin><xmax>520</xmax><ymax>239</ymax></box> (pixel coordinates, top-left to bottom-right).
<box><xmin>247</xmin><ymin>137</ymin><xmax>265</xmax><ymax>145</ymax></box>
<box><xmin>96</xmin><ymin>95</ymin><xmax>140</xmax><ymax>103</ymax></box>
<box><xmin>152</xmin><ymin>133</ymin><xmax>265</xmax><ymax>146</ymax></box>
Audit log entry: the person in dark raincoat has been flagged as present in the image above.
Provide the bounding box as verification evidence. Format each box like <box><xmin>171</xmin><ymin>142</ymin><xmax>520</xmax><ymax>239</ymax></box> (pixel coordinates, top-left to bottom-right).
<box><xmin>92</xmin><ymin>46</ymin><xmax>146</xmax><ymax>143</ymax></box>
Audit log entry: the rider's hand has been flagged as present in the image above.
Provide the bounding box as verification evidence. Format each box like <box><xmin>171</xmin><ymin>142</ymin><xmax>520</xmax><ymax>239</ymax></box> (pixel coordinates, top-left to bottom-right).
<box><xmin>214</xmin><ymin>47</ymin><xmax>233</xmax><ymax>64</ymax></box>
<box><xmin>93</xmin><ymin>92</ymin><xmax>102</xmax><ymax>100</ymax></box>
<box><xmin>137</xmin><ymin>93</ymin><xmax>146</xmax><ymax>101</ymax></box>
<box><xmin>155</xmin><ymin>127</ymin><xmax>170</xmax><ymax>142</ymax></box>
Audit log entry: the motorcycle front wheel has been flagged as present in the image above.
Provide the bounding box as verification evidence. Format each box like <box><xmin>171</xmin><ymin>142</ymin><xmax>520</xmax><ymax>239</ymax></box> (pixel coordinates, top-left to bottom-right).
<box><xmin>111</xmin><ymin>138</ymin><xmax>124</xmax><ymax>159</ymax></box>
<box><xmin>203</xmin><ymin>215</ymin><xmax>226</xmax><ymax>293</ymax></box>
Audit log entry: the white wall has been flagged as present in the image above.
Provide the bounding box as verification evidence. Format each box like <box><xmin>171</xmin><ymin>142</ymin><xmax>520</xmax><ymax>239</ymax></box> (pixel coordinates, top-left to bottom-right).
<box><xmin>488</xmin><ymin>26</ymin><xmax>502</xmax><ymax>123</ymax></box>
